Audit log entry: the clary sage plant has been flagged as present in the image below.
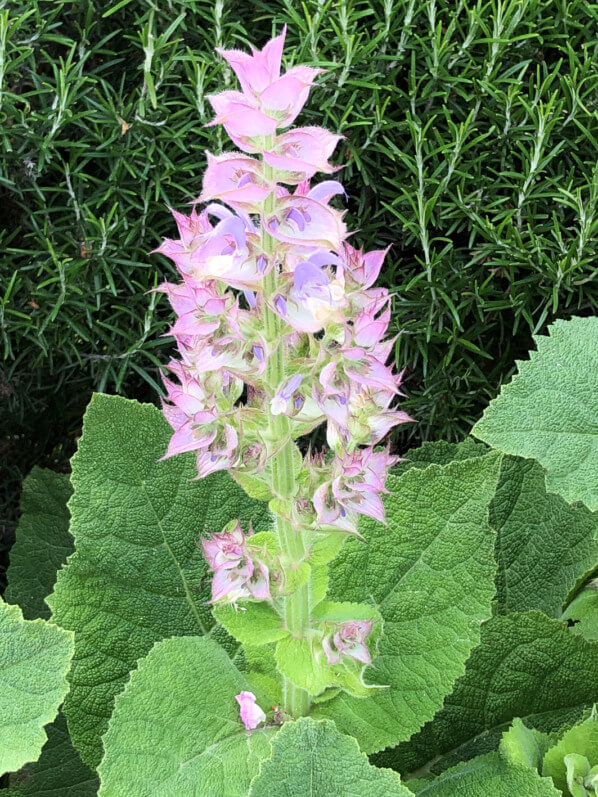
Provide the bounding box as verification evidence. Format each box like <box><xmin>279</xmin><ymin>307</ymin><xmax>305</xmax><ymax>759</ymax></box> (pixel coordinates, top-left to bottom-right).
<box><xmin>155</xmin><ymin>27</ymin><xmax>412</xmax><ymax>723</ymax></box>
<box><xmin>4</xmin><ymin>23</ymin><xmax>598</xmax><ymax>797</ymax></box>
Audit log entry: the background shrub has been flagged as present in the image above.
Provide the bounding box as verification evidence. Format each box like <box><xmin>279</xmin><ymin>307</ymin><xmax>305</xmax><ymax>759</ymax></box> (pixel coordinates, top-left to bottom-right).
<box><xmin>2</xmin><ymin>0</ymin><xmax>598</xmax><ymax>577</ymax></box>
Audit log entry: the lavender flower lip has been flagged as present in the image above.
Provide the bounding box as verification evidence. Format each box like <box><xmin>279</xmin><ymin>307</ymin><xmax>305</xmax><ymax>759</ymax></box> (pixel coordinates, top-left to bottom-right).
<box><xmin>286</xmin><ymin>207</ymin><xmax>306</xmax><ymax>231</ymax></box>
<box><xmin>274</xmin><ymin>294</ymin><xmax>287</xmax><ymax>316</ymax></box>
<box><xmin>244</xmin><ymin>290</ymin><xmax>257</xmax><ymax>308</ymax></box>
<box><xmin>154</xmin><ymin>25</ymin><xmax>414</xmax><ymax>724</ymax></box>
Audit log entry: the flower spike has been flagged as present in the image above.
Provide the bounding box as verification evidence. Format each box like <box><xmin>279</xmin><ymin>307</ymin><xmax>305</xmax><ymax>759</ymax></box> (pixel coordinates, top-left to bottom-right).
<box><xmin>154</xmin><ymin>27</ymin><xmax>413</xmax><ymax>717</ymax></box>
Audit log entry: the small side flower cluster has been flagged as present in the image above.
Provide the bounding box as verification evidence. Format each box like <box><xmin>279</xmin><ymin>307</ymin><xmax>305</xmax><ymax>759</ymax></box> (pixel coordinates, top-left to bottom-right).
<box><xmin>322</xmin><ymin>620</ymin><xmax>373</xmax><ymax>666</ymax></box>
<box><xmin>154</xmin><ymin>28</ymin><xmax>413</xmax><ymax>725</ymax></box>
<box><xmin>201</xmin><ymin>521</ymin><xmax>270</xmax><ymax>603</ymax></box>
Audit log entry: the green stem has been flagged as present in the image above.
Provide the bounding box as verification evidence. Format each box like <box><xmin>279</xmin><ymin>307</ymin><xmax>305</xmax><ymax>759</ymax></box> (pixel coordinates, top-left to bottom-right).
<box><xmin>261</xmin><ymin>158</ymin><xmax>311</xmax><ymax>718</ymax></box>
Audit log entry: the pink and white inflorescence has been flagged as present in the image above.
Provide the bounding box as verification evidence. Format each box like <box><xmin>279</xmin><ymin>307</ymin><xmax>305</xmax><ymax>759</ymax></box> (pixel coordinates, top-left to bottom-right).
<box><xmin>154</xmin><ymin>30</ymin><xmax>413</xmax><ymax>714</ymax></box>
<box><xmin>155</xmin><ymin>27</ymin><xmax>412</xmax><ymax>535</ymax></box>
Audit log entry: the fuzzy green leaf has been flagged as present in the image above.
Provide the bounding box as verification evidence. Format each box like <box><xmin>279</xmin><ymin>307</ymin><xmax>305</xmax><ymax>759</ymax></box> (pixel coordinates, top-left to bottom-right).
<box><xmin>410</xmin><ymin>751</ymin><xmax>559</xmax><ymax>795</ymax></box>
<box><xmin>5</xmin><ymin>468</ymin><xmax>73</xmax><ymax>620</ymax></box>
<box><xmin>274</xmin><ymin>600</ymin><xmax>383</xmax><ymax>699</ymax></box>
<box><xmin>231</xmin><ymin>471</ymin><xmax>273</xmax><ymax>501</ymax></box>
<box><xmin>275</xmin><ymin>637</ymin><xmax>332</xmax><ymax>696</ymax></box>
<box><xmin>394</xmin><ymin>444</ymin><xmax>598</xmax><ymax>618</ymax></box>
<box><xmin>309</xmin><ymin>533</ymin><xmax>346</xmax><ymax>566</ymax></box>
<box><xmin>562</xmin><ymin>589</ymin><xmax>598</xmax><ymax>641</ymax></box>
<box><xmin>46</xmin><ymin>394</ymin><xmax>269</xmax><ymax>769</ymax></box>
<box><xmin>473</xmin><ymin>317</ymin><xmax>598</xmax><ymax>511</ymax></box>
<box><xmin>542</xmin><ymin>711</ymin><xmax>598</xmax><ymax>792</ymax></box>
<box><xmin>392</xmin><ymin>438</ymin><xmax>489</xmax><ymax>477</ymax></box>
<box><xmin>214</xmin><ymin>602</ymin><xmax>288</xmax><ymax>646</ymax></box>
<box><xmin>0</xmin><ymin>600</ymin><xmax>74</xmax><ymax>775</ymax></box>
<box><xmin>312</xmin><ymin>599</ymin><xmax>383</xmax><ymax>626</ymax></box>
<box><xmin>249</xmin><ymin>718</ymin><xmax>413</xmax><ymax>796</ymax></box>
<box><xmin>490</xmin><ymin>456</ymin><xmax>598</xmax><ymax>616</ymax></box>
<box><xmin>98</xmin><ymin>636</ymin><xmax>275</xmax><ymax>796</ymax></box>
<box><xmin>380</xmin><ymin>612</ymin><xmax>598</xmax><ymax>777</ymax></box>
<box><xmin>499</xmin><ymin>718</ymin><xmax>553</xmax><ymax>771</ymax></box>
<box><xmin>313</xmin><ymin>454</ymin><xmax>501</xmax><ymax>753</ymax></box>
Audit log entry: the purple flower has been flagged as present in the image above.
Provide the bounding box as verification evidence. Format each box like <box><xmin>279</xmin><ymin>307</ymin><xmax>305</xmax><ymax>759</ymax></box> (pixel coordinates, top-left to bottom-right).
<box><xmin>312</xmin><ymin>485</ymin><xmax>359</xmax><ymax>535</ymax></box>
<box><xmin>209</xmin><ymin>28</ymin><xmax>324</xmax><ymax>149</ymax></box>
<box><xmin>195</xmin><ymin>423</ymin><xmax>239</xmax><ymax>479</ymax></box>
<box><xmin>206</xmin><ymin>91</ymin><xmax>278</xmax><ymax>153</ymax></box>
<box><xmin>274</xmin><ymin>294</ymin><xmax>287</xmax><ymax>316</ymax></box>
<box><xmin>201</xmin><ymin>522</ymin><xmax>246</xmax><ymax>571</ymax></box>
<box><xmin>352</xmin><ymin>302</ymin><xmax>391</xmax><ymax>348</ymax></box>
<box><xmin>275</xmin><ymin>261</ymin><xmax>347</xmax><ymax>333</ymax></box>
<box><xmin>313</xmin><ymin>360</ymin><xmax>413</xmax><ymax>450</ymax></box>
<box><xmin>217</xmin><ymin>30</ymin><xmax>287</xmax><ymax>96</ymax></box>
<box><xmin>341</xmin><ymin>243</ymin><xmax>390</xmax><ymax>289</ymax></box>
<box><xmin>264</xmin><ymin>195</ymin><xmax>346</xmax><ymax>250</ymax></box>
<box><xmin>156</xmin><ymin>207</ymin><xmax>274</xmax><ymax>291</ymax></box>
<box><xmin>271</xmin><ymin>374</ymin><xmax>302</xmax><ymax>415</ymax></box>
<box><xmin>153</xmin><ymin>29</ymin><xmax>415</xmax><ymax>684</ymax></box>
<box><xmin>161</xmin><ymin>368</ymin><xmax>207</xmax><ymax>423</ymax></box>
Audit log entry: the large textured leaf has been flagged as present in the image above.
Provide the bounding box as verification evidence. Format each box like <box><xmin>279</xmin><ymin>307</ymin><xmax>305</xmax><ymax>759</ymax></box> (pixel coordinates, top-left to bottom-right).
<box><xmin>47</xmin><ymin>394</ymin><xmax>269</xmax><ymax>769</ymax></box>
<box><xmin>6</xmin><ymin>712</ymin><xmax>99</xmax><ymax>795</ymax></box>
<box><xmin>98</xmin><ymin>636</ymin><xmax>275</xmax><ymax>796</ymax></box>
<box><xmin>393</xmin><ymin>443</ymin><xmax>598</xmax><ymax>617</ymax></box>
<box><xmin>313</xmin><ymin>454</ymin><xmax>501</xmax><ymax>753</ymax></box>
<box><xmin>410</xmin><ymin>751</ymin><xmax>559</xmax><ymax>796</ymax></box>
<box><xmin>473</xmin><ymin>316</ymin><xmax>598</xmax><ymax>511</ymax></box>
<box><xmin>0</xmin><ymin>600</ymin><xmax>74</xmax><ymax>775</ymax></box>
<box><xmin>5</xmin><ymin>468</ymin><xmax>73</xmax><ymax>620</ymax></box>
<box><xmin>392</xmin><ymin>438</ymin><xmax>489</xmax><ymax>477</ymax></box>
<box><xmin>379</xmin><ymin>612</ymin><xmax>598</xmax><ymax>776</ymax></box>
<box><xmin>562</xmin><ymin>588</ymin><xmax>598</xmax><ymax>641</ymax></box>
<box><xmin>490</xmin><ymin>456</ymin><xmax>598</xmax><ymax>616</ymax></box>
<box><xmin>249</xmin><ymin>718</ymin><xmax>413</xmax><ymax>796</ymax></box>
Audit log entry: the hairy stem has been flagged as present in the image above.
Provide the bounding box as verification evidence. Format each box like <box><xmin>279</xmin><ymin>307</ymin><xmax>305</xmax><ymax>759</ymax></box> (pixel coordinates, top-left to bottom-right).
<box><xmin>261</xmin><ymin>160</ymin><xmax>311</xmax><ymax>718</ymax></box>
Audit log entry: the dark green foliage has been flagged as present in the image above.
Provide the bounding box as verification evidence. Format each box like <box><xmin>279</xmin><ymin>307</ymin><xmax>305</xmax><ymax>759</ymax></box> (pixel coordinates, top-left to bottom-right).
<box><xmin>4</xmin><ymin>468</ymin><xmax>73</xmax><ymax>620</ymax></box>
<box><xmin>2</xmin><ymin>0</ymin><xmax>598</xmax><ymax>523</ymax></box>
<box><xmin>6</xmin><ymin>712</ymin><xmax>99</xmax><ymax>796</ymax></box>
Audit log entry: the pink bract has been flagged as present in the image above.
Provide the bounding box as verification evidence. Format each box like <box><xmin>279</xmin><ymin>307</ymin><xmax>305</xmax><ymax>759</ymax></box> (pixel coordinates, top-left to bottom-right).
<box><xmin>235</xmin><ymin>691</ymin><xmax>267</xmax><ymax>730</ymax></box>
<box><xmin>263</xmin><ymin>127</ymin><xmax>343</xmax><ymax>182</ymax></box>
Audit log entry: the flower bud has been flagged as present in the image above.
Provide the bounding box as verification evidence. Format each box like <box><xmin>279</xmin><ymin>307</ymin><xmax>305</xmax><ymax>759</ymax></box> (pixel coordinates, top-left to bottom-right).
<box><xmin>235</xmin><ymin>691</ymin><xmax>266</xmax><ymax>730</ymax></box>
<box><xmin>322</xmin><ymin>620</ymin><xmax>373</xmax><ymax>666</ymax></box>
